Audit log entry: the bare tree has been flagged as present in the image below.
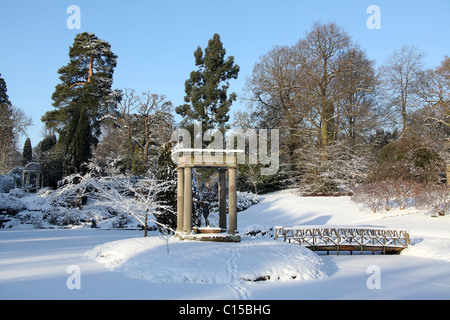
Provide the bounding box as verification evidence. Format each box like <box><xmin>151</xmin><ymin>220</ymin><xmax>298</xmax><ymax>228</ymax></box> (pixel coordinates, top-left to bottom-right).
<box><xmin>245</xmin><ymin>22</ymin><xmax>378</xmax><ymax>148</ymax></box>
<box><xmin>334</xmin><ymin>48</ymin><xmax>379</xmax><ymax>148</ymax></box>
<box><xmin>0</xmin><ymin>105</ymin><xmax>32</xmax><ymax>174</ymax></box>
<box><xmin>294</xmin><ymin>21</ymin><xmax>353</xmax><ymax>147</ymax></box>
<box><xmin>138</xmin><ymin>92</ymin><xmax>173</xmax><ymax>171</ymax></box>
<box><xmin>99</xmin><ymin>89</ymin><xmax>173</xmax><ymax>174</ymax></box>
<box><xmin>420</xmin><ymin>56</ymin><xmax>450</xmax><ymax>128</ymax></box>
<box><xmin>244</xmin><ymin>22</ymin><xmax>379</xmax><ymax>192</ymax></box>
<box><xmin>116</xmin><ymin>88</ymin><xmax>142</xmax><ymax>173</ymax></box>
<box><xmin>379</xmin><ymin>45</ymin><xmax>425</xmax><ymax>136</ymax></box>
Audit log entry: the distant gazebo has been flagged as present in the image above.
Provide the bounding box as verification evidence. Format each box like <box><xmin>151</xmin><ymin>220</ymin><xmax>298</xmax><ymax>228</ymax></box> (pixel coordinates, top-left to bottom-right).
<box><xmin>172</xmin><ymin>148</ymin><xmax>244</xmax><ymax>242</ymax></box>
<box><xmin>22</xmin><ymin>162</ymin><xmax>44</xmax><ymax>192</ymax></box>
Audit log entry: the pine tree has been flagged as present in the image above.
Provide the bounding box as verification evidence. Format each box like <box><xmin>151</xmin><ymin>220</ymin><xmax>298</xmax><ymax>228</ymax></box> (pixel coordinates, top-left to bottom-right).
<box><xmin>41</xmin><ymin>32</ymin><xmax>118</xmax><ymax>175</ymax></box>
<box><xmin>176</xmin><ymin>33</ymin><xmax>239</xmax><ymax>134</ymax></box>
<box><xmin>22</xmin><ymin>138</ymin><xmax>32</xmax><ymax>165</ymax></box>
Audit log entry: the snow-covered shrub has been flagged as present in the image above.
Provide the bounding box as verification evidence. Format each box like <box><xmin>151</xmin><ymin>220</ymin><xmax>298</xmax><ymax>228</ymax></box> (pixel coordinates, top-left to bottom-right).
<box><xmin>296</xmin><ymin>141</ymin><xmax>370</xmax><ymax>196</ymax></box>
<box><xmin>15</xmin><ymin>211</ymin><xmax>44</xmax><ymax>228</ymax></box>
<box><xmin>353</xmin><ymin>179</ymin><xmax>448</xmax><ymax>215</ymax></box>
<box><xmin>0</xmin><ymin>193</ymin><xmax>25</xmax><ymax>215</ymax></box>
<box><xmin>9</xmin><ymin>188</ymin><xmax>25</xmax><ymax>198</ymax></box>
<box><xmin>237</xmin><ymin>191</ymin><xmax>260</xmax><ymax>212</ymax></box>
<box><xmin>352</xmin><ymin>180</ymin><xmax>413</xmax><ymax>212</ymax></box>
<box><xmin>242</xmin><ymin>224</ymin><xmax>273</xmax><ymax>238</ymax></box>
<box><xmin>8</xmin><ymin>166</ymin><xmax>24</xmax><ymax>186</ymax></box>
<box><xmin>111</xmin><ymin>213</ymin><xmax>131</xmax><ymax>229</ymax></box>
<box><xmin>351</xmin><ymin>181</ymin><xmax>384</xmax><ymax>213</ymax></box>
<box><xmin>0</xmin><ymin>174</ymin><xmax>16</xmax><ymax>193</ymax></box>
<box><xmin>415</xmin><ymin>183</ymin><xmax>449</xmax><ymax>216</ymax></box>
<box><xmin>50</xmin><ymin>168</ymin><xmax>125</xmax><ymax>208</ymax></box>
<box><xmin>45</xmin><ymin>208</ymin><xmax>80</xmax><ymax>226</ymax></box>
<box><xmin>389</xmin><ymin>179</ymin><xmax>418</xmax><ymax>210</ymax></box>
<box><xmin>38</xmin><ymin>187</ymin><xmax>53</xmax><ymax>197</ymax></box>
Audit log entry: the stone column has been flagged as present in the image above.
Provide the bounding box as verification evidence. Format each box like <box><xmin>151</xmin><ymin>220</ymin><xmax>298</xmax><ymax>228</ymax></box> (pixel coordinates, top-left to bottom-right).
<box><xmin>228</xmin><ymin>167</ymin><xmax>237</xmax><ymax>234</ymax></box>
<box><xmin>176</xmin><ymin>167</ymin><xmax>184</xmax><ymax>232</ymax></box>
<box><xmin>25</xmin><ymin>172</ymin><xmax>30</xmax><ymax>192</ymax></box>
<box><xmin>218</xmin><ymin>168</ymin><xmax>227</xmax><ymax>229</ymax></box>
<box><xmin>183</xmin><ymin>167</ymin><xmax>192</xmax><ymax>234</ymax></box>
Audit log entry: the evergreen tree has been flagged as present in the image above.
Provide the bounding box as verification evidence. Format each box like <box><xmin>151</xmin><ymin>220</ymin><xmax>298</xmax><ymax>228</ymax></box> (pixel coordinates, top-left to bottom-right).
<box><xmin>22</xmin><ymin>138</ymin><xmax>32</xmax><ymax>165</ymax></box>
<box><xmin>176</xmin><ymin>33</ymin><xmax>239</xmax><ymax>134</ymax></box>
<box><xmin>40</xmin><ymin>134</ymin><xmax>57</xmax><ymax>153</ymax></box>
<box><xmin>38</xmin><ymin>135</ymin><xmax>63</xmax><ymax>189</ymax></box>
<box><xmin>0</xmin><ymin>74</ymin><xmax>10</xmax><ymax>106</ymax></box>
<box><xmin>41</xmin><ymin>32</ymin><xmax>118</xmax><ymax>175</ymax></box>
<box><xmin>153</xmin><ymin>142</ymin><xmax>178</xmax><ymax>232</ymax></box>
<box><xmin>64</xmin><ymin>106</ymin><xmax>92</xmax><ymax>175</ymax></box>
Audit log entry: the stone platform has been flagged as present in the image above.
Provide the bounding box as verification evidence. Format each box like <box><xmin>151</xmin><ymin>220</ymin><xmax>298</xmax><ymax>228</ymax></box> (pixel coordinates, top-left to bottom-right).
<box><xmin>176</xmin><ymin>230</ymin><xmax>241</xmax><ymax>243</ymax></box>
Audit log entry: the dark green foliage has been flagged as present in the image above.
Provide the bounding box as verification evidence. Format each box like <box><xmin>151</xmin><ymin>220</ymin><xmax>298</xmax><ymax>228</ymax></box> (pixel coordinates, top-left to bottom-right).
<box><xmin>37</xmin><ymin>134</ymin><xmax>63</xmax><ymax>189</ymax></box>
<box><xmin>176</xmin><ymin>33</ymin><xmax>239</xmax><ymax>134</ymax></box>
<box><xmin>153</xmin><ymin>142</ymin><xmax>178</xmax><ymax>231</ymax></box>
<box><xmin>22</xmin><ymin>138</ymin><xmax>32</xmax><ymax>165</ymax></box>
<box><xmin>63</xmin><ymin>107</ymin><xmax>92</xmax><ymax>176</ymax></box>
<box><xmin>0</xmin><ymin>74</ymin><xmax>13</xmax><ymax>146</ymax></box>
<box><xmin>41</xmin><ymin>32</ymin><xmax>118</xmax><ymax>176</ymax></box>
<box><xmin>0</xmin><ymin>74</ymin><xmax>11</xmax><ymax>106</ymax></box>
<box><xmin>40</xmin><ymin>134</ymin><xmax>57</xmax><ymax>153</ymax></box>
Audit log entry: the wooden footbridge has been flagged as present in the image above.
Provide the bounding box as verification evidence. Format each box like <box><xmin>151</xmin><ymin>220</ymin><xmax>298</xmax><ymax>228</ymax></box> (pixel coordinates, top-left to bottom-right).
<box><xmin>274</xmin><ymin>226</ymin><xmax>410</xmax><ymax>255</ymax></box>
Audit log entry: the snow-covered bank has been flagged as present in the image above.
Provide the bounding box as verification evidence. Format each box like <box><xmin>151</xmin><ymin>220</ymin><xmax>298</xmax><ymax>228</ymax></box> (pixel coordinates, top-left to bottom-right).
<box><xmin>239</xmin><ymin>190</ymin><xmax>450</xmax><ymax>262</ymax></box>
<box><xmin>1</xmin><ymin>190</ymin><xmax>450</xmax><ymax>300</ymax></box>
<box><xmin>86</xmin><ymin>237</ymin><xmax>327</xmax><ymax>284</ymax></box>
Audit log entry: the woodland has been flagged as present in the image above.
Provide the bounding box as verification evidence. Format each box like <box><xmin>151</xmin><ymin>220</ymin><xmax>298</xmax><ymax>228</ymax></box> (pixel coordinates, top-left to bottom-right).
<box><xmin>1</xmin><ymin>22</ymin><xmax>449</xmax><ymax>229</ymax></box>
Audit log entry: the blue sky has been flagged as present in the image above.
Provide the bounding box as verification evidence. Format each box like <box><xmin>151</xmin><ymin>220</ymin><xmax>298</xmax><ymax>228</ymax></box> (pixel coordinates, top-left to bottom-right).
<box><xmin>1</xmin><ymin>0</ymin><xmax>449</xmax><ymax>148</ymax></box>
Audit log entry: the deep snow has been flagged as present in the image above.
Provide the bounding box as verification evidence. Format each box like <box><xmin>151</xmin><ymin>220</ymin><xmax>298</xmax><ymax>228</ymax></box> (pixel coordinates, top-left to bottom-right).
<box><xmin>1</xmin><ymin>189</ymin><xmax>450</xmax><ymax>300</ymax></box>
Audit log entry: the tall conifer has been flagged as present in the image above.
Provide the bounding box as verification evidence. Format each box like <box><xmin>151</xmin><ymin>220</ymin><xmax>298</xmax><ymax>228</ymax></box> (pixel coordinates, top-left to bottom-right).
<box><xmin>176</xmin><ymin>33</ymin><xmax>239</xmax><ymax>134</ymax></box>
<box><xmin>42</xmin><ymin>32</ymin><xmax>118</xmax><ymax>175</ymax></box>
<box><xmin>22</xmin><ymin>138</ymin><xmax>32</xmax><ymax>165</ymax></box>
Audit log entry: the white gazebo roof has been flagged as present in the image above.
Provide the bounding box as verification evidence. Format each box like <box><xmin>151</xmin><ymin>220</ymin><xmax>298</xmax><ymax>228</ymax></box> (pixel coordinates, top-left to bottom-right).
<box><xmin>23</xmin><ymin>162</ymin><xmax>43</xmax><ymax>172</ymax></box>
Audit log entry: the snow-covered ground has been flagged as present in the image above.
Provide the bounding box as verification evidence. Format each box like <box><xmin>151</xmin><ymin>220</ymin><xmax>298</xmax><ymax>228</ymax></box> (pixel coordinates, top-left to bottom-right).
<box><xmin>1</xmin><ymin>189</ymin><xmax>450</xmax><ymax>300</ymax></box>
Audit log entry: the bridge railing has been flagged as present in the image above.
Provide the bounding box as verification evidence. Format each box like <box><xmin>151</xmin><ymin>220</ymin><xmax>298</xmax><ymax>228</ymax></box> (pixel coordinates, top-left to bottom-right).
<box><xmin>274</xmin><ymin>226</ymin><xmax>410</xmax><ymax>254</ymax></box>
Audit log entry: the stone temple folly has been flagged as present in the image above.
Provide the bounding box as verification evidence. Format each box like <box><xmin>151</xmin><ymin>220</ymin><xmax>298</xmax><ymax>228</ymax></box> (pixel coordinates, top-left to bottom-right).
<box><xmin>172</xmin><ymin>148</ymin><xmax>243</xmax><ymax>242</ymax></box>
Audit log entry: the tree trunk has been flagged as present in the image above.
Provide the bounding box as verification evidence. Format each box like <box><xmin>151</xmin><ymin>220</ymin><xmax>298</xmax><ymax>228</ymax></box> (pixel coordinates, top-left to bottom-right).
<box><xmin>144</xmin><ymin>210</ymin><xmax>148</xmax><ymax>237</ymax></box>
<box><xmin>144</xmin><ymin>117</ymin><xmax>150</xmax><ymax>171</ymax></box>
<box><xmin>87</xmin><ymin>56</ymin><xmax>94</xmax><ymax>83</ymax></box>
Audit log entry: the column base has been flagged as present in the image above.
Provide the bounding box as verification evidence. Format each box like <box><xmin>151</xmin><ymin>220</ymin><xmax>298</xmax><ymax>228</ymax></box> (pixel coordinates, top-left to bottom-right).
<box><xmin>176</xmin><ymin>231</ymin><xmax>241</xmax><ymax>243</ymax></box>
